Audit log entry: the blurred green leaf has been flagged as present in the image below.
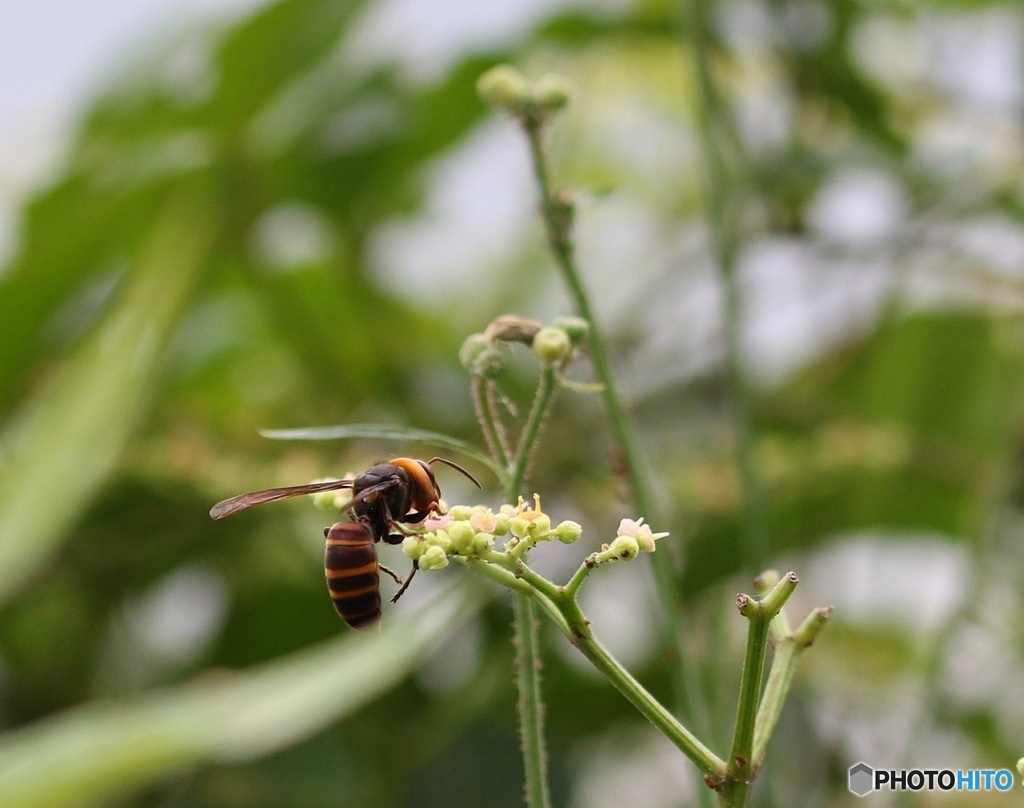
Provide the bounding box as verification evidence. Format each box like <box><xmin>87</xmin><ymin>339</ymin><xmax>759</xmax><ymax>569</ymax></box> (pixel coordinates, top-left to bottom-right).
<box><xmin>681</xmin><ymin>311</ymin><xmax>1024</xmax><ymax>593</ymax></box>
<box><xmin>261</xmin><ymin>423</ymin><xmax>504</xmax><ymax>482</ymax></box>
<box><xmin>0</xmin><ymin>189</ymin><xmax>220</xmax><ymax>604</ymax></box>
<box><xmin>0</xmin><ymin>580</ymin><xmax>485</xmax><ymax>808</ymax></box>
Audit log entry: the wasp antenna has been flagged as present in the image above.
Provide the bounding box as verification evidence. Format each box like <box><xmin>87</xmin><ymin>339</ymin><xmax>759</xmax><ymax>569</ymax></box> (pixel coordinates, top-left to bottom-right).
<box><xmin>426</xmin><ymin>456</ymin><xmax>482</xmax><ymax>489</ymax></box>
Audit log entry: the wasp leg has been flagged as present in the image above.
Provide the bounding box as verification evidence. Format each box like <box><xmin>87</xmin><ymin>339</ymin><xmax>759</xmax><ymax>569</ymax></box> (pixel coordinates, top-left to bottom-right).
<box><xmin>381</xmin><ymin>531</ymin><xmax>406</xmax><ymax>546</ymax></box>
<box><xmin>401</xmin><ymin>509</ymin><xmax>432</xmax><ymax>526</ymax></box>
<box><xmin>379</xmin><ymin>563</ymin><xmax>403</xmax><ymax>586</ymax></box>
<box><xmin>390</xmin><ymin>561</ymin><xmax>419</xmax><ymax>604</ymax></box>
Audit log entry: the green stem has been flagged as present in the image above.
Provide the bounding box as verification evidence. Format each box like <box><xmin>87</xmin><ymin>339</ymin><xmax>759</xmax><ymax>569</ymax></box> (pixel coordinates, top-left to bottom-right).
<box><xmin>471</xmin><ymin>375</ymin><xmax>511</xmax><ymax>472</ymax></box>
<box><xmin>470</xmin><ymin>545</ymin><xmax>724</xmax><ymax>778</ymax></box>
<box><xmin>683</xmin><ymin>0</ymin><xmax>766</xmax><ymax>570</ymax></box>
<box><xmin>461</xmin><ymin>557</ymin><xmax>572</xmax><ymax>635</ymax></box>
<box><xmin>513</xmin><ymin>593</ymin><xmax>551</xmax><ymax>808</ymax></box>
<box><xmin>562</xmin><ymin>556</ymin><xmax>597</xmax><ymax>600</ymax></box>
<box><xmin>752</xmin><ymin>606</ymin><xmax>831</xmax><ymax>769</ymax></box>
<box><xmin>559</xmin><ymin>605</ymin><xmax>725</xmax><ymax>778</ymax></box>
<box><xmin>521</xmin><ymin>121</ymin><xmax>655</xmax><ymax>524</ymax></box>
<box><xmin>521</xmin><ymin>109</ymin><xmax>704</xmax><ymax>741</ymax></box>
<box><xmin>509</xmin><ymin>364</ymin><xmax>557</xmax><ymax>496</ymax></box>
<box><xmin>501</xmin><ymin>359</ymin><xmax>559</xmax><ymax>808</ymax></box>
<box><xmin>720</xmin><ymin>574</ymin><xmax>798</xmax><ymax>807</ymax></box>
<box><xmin>721</xmin><ymin>602</ymin><xmax>769</xmax><ymax>806</ymax></box>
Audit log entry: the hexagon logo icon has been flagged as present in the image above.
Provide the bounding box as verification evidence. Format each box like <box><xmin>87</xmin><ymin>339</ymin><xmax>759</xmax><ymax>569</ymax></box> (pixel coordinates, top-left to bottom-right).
<box><xmin>849</xmin><ymin>762</ymin><xmax>874</xmax><ymax>797</ymax></box>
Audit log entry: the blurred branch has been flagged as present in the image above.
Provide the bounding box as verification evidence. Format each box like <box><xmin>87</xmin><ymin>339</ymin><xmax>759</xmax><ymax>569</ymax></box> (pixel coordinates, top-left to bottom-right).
<box><xmin>682</xmin><ymin>0</ymin><xmax>767</xmax><ymax>568</ymax></box>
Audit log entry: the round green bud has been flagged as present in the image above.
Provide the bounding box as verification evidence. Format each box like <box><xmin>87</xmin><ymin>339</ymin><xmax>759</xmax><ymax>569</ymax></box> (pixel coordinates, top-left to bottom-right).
<box><xmin>419</xmin><ymin>544</ymin><xmax>450</xmax><ymax>571</ymax></box>
<box><xmin>310</xmin><ymin>489</ymin><xmax>339</xmax><ymax>511</ymax></box>
<box><xmin>552</xmin><ymin>316</ymin><xmax>589</xmax><ymax>345</ymax></box>
<box><xmin>459</xmin><ymin>333</ymin><xmax>490</xmax><ymax>370</ymax></box>
<box><xmin>477</xmin><ymin>65</ymin><xmax>529</xmax><ymax>110</ymax></box>
<box><xmin>532</xmin><ymin>326</ymin><xmax>572</xmax><ymax>364</ymax></box>
<box><xmin>430</xmin><ymin>529</ymin><xmax>453</xmax><ymax>554</ymax></box>
<box><xmin>492</xmin><ymin>512</ymin><xmax>511</xmax><ymax>535</ymax></box>
<box><xmin>608</xmin><ymin>535</ymin><xmax>640</xmax><ymax>560</ymax></box>
<box><xmin>472</xmin><ymin>532</ymin><xmax>495</xmax><ymax>553</ymax></box>
<box><xmin>553</xmin><ymin>520</ymin><xmax>583</xmax><ymax>544</ymax></box>
<box><xmin>448</xmin><ymin>505</ymin><xmax>474</xmax><ymax>521</ymax></box>
<box><xmin>447</xmin><ymin>520</ymin><xmax>477</xmax><ymax>554</ymax></box>
<box><xmin>402</xmin><ymin>534</ymin><xmax>427</xmax><ymax>560</ymax></box>
<box><xmin>531</xmin><ymin>73</ymin><xmax>571</xmax><ymax>111</ymax></box>
<box><xmin>1017</xmin><ymin>757</ymin><xmax>1024</xmax><ymax>778</ymax></box>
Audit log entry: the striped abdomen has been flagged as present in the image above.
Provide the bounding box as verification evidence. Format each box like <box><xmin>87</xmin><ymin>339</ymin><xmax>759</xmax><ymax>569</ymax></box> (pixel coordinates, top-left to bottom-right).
<box><xmin>324</xmin><ymin>522</ymin><xmax>380</xmax><ymax>631</ymax></box>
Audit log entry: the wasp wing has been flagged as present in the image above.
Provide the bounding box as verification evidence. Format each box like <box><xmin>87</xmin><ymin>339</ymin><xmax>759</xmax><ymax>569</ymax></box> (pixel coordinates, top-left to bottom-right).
<box><xmin>210</xmin><ymin>478</ymin><xmax>354</xmax><ymax>520</ymax></box>
<box><xmin>209</xmin><ymin>475</ymin><xmax>409</xmax><ymax>520</ymax></box>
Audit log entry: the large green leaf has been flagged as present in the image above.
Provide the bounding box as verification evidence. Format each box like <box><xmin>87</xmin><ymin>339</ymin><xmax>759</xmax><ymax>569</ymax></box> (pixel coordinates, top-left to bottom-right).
<box><xmin>261</xmin><ymin>423</ymin><xmax>504</xmax><ymax>482</ymax></box>
<box><xmin>0</xmin><ymin>580</ymin><xmax>486</xmax><ymax>808</ymax></box>
<box><xmin>0</xmin><ymin>189</ymin><xmax>220</xmax><ymax>604</ymax></box>
<box><xmin>681</xmin><ymin>311</ymin><xmax>1024</xmax><ymax>593</ymax></box>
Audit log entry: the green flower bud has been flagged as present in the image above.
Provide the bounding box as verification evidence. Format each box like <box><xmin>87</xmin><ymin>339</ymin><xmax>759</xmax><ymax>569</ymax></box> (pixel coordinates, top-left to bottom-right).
<box><xmin>472</xmin><ymin>532</ymin><xmax>495</xmax><ymax>553</ymax></box>
<box><xmin>1017</xmin><ymin>757</ymin><xmax>1024</xmax><ymax>778</ymax></box>
<box><xmin>430</xmin><ymin>529</ymin><xmax>453</xmax><ymax>554</ymax></box>
<box><xmin>311</xmin><ymin>489</ymin><xmax>339</xmax><ymax>511</ymax></box>
<box><xmin>448</xmin><ymin>520</ymin><xmax>477</xmax><ymax>554</ymax></box>
<box><xmin>608</xmin><ymin>535</ymin><xmax>640</xmax><ymax>560</ymax></box>
<box><xmin>532</xmin><ymin>326</ymin><xmax>572</xmax><ymax>364</ymax></box>
<box><xmin>492</xmin><ymin>512</ymin><xmax>511</xmax><ymax>535</ymax></box>
<box><xmin>419</xmin><ymin>544</ymin><xmax>450</xmax><ymax>571</ymax></box>
<box><xmin>448</xmin><ymin>504</ymin><xmax>474</xmax><ymax>521</ymax></box>
<box><xmin>553</xmin><ymin>520</ymin><xmax>583</xmax><ymax>544</ymax></box>
<box><xmin>552</xmin><ymin>316</ymin><xmax>589</xmax><ymax>345</ymax></box>
<box><xmin>308</xmin><ymin>479</ymin><xmax>348</xmax><ymax>511</ymax></box>
<box><xmin>531</xmin><ymin>73</ymin><xmax>571</xmax><ymax>111</ymax></box>
<box><xmin>477</xmin><ymin>65</ymin><xmax>529</xmax><ymax>110</ymax></box>
<box><xmin>459</xmin><ymin>333</ymin><xmax>490</xmax><ymax>370</ymax></box>
<box><xmin>402</xmin><ymin>534</ymin><xmax>427</xmax><ymax>560</ymax></box>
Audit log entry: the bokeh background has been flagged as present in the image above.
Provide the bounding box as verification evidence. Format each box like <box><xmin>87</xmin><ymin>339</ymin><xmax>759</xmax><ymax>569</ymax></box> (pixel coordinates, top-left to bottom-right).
<box><xmin>1</xmin><ymin>0</ymin><xmax>1023</xmax><ymax>806</ymax></box>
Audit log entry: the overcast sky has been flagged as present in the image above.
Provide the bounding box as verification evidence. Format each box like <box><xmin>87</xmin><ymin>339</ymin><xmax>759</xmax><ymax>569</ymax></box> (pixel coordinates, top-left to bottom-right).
<box><xmin>0</xmin><ymin>0</ymin><xmax>263</xmax><ymax>257</ymax></box>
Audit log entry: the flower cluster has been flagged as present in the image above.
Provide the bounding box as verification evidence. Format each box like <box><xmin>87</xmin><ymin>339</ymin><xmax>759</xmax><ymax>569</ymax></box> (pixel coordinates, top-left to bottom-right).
<box><xmin>460</xmin><ymin>315</ymin><xmax>589</xmax><ymax>379</ymax></box>
<box><xmin>589</xmin><ymin>518</ymin><xmax>670</xmax><ymax>565</ymax></box>
<box><xmin>402</xmin><ymin>495</ymin><xmax>668</xmax><ymax>574</ymax></box>
<box><xmin>402</xmin><ymin>494</ymin><xmax>583</xmax><ymax>570</ymax></box>
<box><xmin>476</xmin><ymin>65</ymin><xmax>571</xmax><ymax>122</ymax></box>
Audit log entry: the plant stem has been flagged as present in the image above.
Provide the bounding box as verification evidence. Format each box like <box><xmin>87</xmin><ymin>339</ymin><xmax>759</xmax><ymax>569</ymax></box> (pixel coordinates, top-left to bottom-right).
<box><xmin>521</xmin><ymin>121</ymin><xmax>656</xmax><ymax>525</ymax></box>
<box><xmin>521</xmin><ymin>110</ymin><xmax>703</xmax><ymax>739</ymax></box>
<box><xmin>562</xmin><ymin>557</ymin><xmax>596</xmax><ymax>599</ymax></box>
<box><xmin>501</xmin><ymin>359</ymin><xmax>560</xmax><ymax>808</ymax></box>
<box><xmin>509</xmin><ymin>364</ymin><xmax>557</xmax><ymax>496</ymax></box>
<box><xmin>471</xmin><ymin>375</ymin><xmax>511</xmax><ymax>471</ymax></box>
<box><xmin>682</xmin><ymin>0</ymin><xmax>766</xmax><ymax>570</ymax></box>
<box><xmin>468</xmin><ymin>543</ymin><xmax>725</xmax><ymax>778</ymax></box>
<box><xmin>567</xmin><ymin>623</ymin><xmax>726</xmax><ymax>778</ymax></box>
<box><xmin>752</xmin><ymin>606</ymin><xmax>831</xmax><ymax>769</ymax></box>
<box><xmin>513</xmin><ymin>593</ymin><xmax>551</xmax><ymax>808</ymax></box>
<box><xmin>720</xmin><ymin>574</ymin><xmax>798</xmax><ymax>807</ymax></box>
